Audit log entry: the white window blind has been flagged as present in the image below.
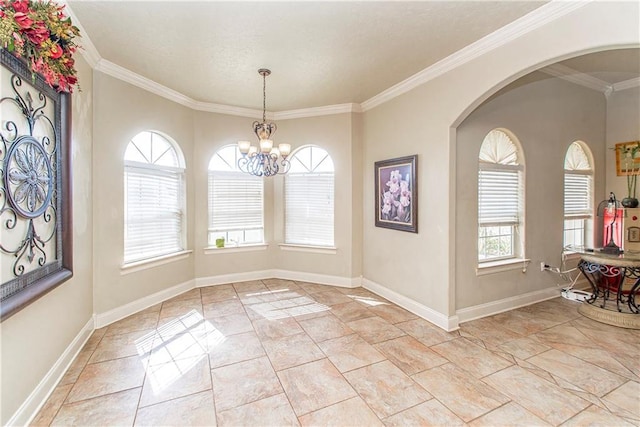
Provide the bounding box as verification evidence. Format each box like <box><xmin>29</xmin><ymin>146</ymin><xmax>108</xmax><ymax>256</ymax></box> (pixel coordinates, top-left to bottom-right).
<box><xmin>478</xmin><ymin>167</ymin><xmax>520</xmax><ymax>225</ymax></box>
<box><xmin>285</xmin><ymin>173</ymin><xmax>334</xmax><ymax>246</ymax></box>
<box><xmin>208</xmin><ymin>170</ymin><xmax>263</xmax><ymax>244</ymax></box>
<box><xmin>564</xmin><ymin>173</ymin><xmax>592</xmax><ymax>218</ymax></box>
<box><xmin>477</xmin><ymin>129</ymin><xmax>524</xmax><ymax>263</ymax></box>
<box><xmin>124</xmin><ymin>131</ymin><xmax>185</xmax><ymax>264</ymax></box>
<box><xmin>284</xmin><ymin>146</ymin><xmax>335</xmax><ymax>247</ymax></box>
<box><xmin>124</xmin><ymin>165</ymin><xmax>184</xmax><ymax>262</ymax></box>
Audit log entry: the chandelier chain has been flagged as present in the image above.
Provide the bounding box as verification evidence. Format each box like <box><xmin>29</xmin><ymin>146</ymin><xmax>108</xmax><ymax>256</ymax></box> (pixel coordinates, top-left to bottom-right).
<box><xmin>262</xmin><ymin>72</ymin><xmax>266</xmax><ymax>123</ymax></box>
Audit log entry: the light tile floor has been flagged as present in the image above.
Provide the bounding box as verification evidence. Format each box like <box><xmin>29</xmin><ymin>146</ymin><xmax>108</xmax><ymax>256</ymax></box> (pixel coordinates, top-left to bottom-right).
<box><xmin>31</xmin><ymin>279</ymin><xmax>640</xmax><ymax>426</ymax></box>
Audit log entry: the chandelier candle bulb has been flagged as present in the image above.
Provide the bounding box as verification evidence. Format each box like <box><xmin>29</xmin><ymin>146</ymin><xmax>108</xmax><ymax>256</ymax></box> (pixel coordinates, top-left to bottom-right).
<box><xmin>279</xmin><ymin>144</ymin><xmax>291</xmax><ymax>157</ymax></box>
<box><xmin>270</xmin><ymin>147</ymin><xmax>281</xmax><ymax>157</ymax></box>
<box><xmin>238</xmin><ymin>141</ymin><xmax>252</xmax><ymax>154</ymax></box>
<box><xmin>260</xmin><ymin>139</ymin><xmax>274</xmax><ymax>153</ymax></box>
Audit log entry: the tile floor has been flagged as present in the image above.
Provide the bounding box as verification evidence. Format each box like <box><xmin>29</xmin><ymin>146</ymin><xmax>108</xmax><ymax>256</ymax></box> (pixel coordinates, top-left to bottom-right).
<box><xmin>31</xmin><ymin>279</ymin><xmax>640</xmax><ymax>426</ymax></box>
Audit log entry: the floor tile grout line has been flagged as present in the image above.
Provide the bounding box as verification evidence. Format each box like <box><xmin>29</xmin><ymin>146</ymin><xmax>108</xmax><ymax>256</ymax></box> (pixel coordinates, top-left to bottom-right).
<box><xmin>36</xmin><ymin>380</ymin><xmax>74</xmax><ymax>426</ymax></box>
<box><xmin>58</xmin><ymin>385</ymin><xmax>143</xmax><ymax>409</ymax></box>
<box><xmin>461</xmin><ymin>400</ymin><xmax>518</xmax><ymax>425</ymax></box>
<box><xmin>39</xmin><ymin>284</ymin><xmax>640</xmax><ymax>426</ymax></box>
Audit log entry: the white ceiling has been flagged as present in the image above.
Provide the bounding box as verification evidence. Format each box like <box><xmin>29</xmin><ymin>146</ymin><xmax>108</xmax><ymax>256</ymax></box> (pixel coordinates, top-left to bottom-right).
<box><xmin>66</xmin><ymin>1</ymin><xmax>549</xmax><ymax>111</ymax></box>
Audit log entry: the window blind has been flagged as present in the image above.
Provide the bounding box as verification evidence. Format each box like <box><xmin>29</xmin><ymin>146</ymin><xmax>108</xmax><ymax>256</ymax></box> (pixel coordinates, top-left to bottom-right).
<box><xmin>478</xmin><ymin>168</ymin><xmax>520</xmax><ymax>225</ymax></box>
<box><xmin>285</xmin><ymin>173</ymin><xmax>334</xmax><ymax>246</ymax></box>
<box><xmin>208</xmin><ymin>170</ymin><xmax>263</xmax><ymax>241</ymax></box>
<box><xmin>124</xmin><ymin>166</ymin><xmax>184</xmax><ymax>263</ymax></box>
<box><xmin>564</xmin><ymin>173</ymin><xmax>592</xmax><ymax>218</ymax></box>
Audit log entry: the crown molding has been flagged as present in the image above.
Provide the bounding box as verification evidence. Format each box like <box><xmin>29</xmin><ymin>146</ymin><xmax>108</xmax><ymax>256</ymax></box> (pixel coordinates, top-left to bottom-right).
<box><xmin>274</xmin><ymin>103</ymin><xmax>362</xmax><ymax>120</ymax></box>
<box><xmin>95</xmin><ymin>59</ymin><xmax>197</xmax><ymax>107</ymax></box>
<box><xmin>191</xmin><ymin>100</ymin><xmax>264</xmax><ymax>119</ymax></box>
<box><xmin>360</xmin><ymin>0</ymin><xmax>591</xmax><ymax>111</ymax></box>
<box><xmin>612</xmin><ymin>77</ymin><xmax>640</xmax><ymax>93</ymax></box>
<box><xmin>94</xmin><ymin>59</ymin><xmax>360</xmax><ymax>119</ymax></box>
<box><xmin>68</xmin><ymin>0</ymin><xmax>592</xmax><ymax>117</ymax></box>
<box><xmin>540</xmin><ymin>63</ymin><xmax>611</xmax><ymax>93</ymax></box>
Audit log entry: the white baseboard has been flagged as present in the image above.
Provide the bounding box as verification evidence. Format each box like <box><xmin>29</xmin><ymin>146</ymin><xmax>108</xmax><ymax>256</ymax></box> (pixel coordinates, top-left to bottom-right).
<box><xmin>362</xmin><ymin>278</ymin><xmax>458</xmax><ymax>331</ymax></box>
<box><xmin>273</xmin><ymin>270</ymin><xmax>361</xmax><ymax>288</ymax></box>
<box><xmin>96</xmin><ymin>271</ymin><xmax>359</xmax><ymax>329</ymax></box>
<box><xmin>456</xmin><ymin>286</ymin><xmax>560</xmax><ymax>324</ymax></box>
<box><xmin>94</xmin><ymin>279</ymin><xmax>195</xmax><ymax>328</ymax></box>
<box><xmin>195</xmin><ymin>269</ymin><xmax>361</xmax><ymax>289</ymax></box>
<box><xmin>195</xmin><ymin>270</ymin><xmax>275</xmax><ymax>287</ymax></box>
<box><xmin>7</xmin><ymin>317</ymin><xmax>94</xmax><ymax>427</ymax></box>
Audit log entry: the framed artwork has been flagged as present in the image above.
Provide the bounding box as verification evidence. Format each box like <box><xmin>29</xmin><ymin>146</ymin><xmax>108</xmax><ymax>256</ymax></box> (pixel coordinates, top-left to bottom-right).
<box><xmin>374</xmin><ymin>155</ymin><xmax>418</xmax><ymax>233</ymax></box>
<box><xmin>615</xmin><ymin>140</ymin><xmax>640</xmax><ymax>176</ymax></box>
<box><xmin>0</xmin><ymin>49</ymin><xmax>73</xmax><ymax>321</ymax></box>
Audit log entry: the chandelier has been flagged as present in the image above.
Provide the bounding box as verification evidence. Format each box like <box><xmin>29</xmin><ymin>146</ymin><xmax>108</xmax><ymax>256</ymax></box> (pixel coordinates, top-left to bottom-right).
<box><xmin>237</xmin><ymin>69</ymin><xmax>291</xmax><ymax>177</ymax></box>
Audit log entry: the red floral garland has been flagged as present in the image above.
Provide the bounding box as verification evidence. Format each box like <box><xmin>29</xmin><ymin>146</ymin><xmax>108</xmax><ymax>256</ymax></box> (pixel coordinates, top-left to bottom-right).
<box><xmin>0</xmin><ymin>0</ymin><xmax>81</xmax><ymax>92</ymax></box>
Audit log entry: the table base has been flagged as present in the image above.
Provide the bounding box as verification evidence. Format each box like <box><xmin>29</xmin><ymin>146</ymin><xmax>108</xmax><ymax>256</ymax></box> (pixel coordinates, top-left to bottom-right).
<box><xmin>578</xmin><ymin>302</ymin><xmax>640</xmax><ymax>329</ymax></box>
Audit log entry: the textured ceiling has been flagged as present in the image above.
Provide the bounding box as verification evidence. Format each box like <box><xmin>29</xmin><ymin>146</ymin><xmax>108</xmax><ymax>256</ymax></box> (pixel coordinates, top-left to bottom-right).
<box><xmin>558</xmin><ymin>49</ymin><xmax>640</xmax><ymax>84</ymax></box>
<box><xmin>67</xmin><ymin>1</ymin><xmax>547</xmax><ymax>111</ymax></box>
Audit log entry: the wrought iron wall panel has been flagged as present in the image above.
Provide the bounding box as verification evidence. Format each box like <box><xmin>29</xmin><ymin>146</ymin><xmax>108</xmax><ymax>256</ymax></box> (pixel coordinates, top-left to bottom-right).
<box><xmin>0</xmin><ymin>49</ymin><xmax>72</xmax><ymax>321</ymax></box>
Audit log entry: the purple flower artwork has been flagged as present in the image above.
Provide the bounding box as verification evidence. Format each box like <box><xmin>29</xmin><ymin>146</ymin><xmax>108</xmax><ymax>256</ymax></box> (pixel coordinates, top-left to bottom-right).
<box><xmin>375</xmin><ymin>155</ymin><xmax>417</xmax><ymax>233</ymax></box>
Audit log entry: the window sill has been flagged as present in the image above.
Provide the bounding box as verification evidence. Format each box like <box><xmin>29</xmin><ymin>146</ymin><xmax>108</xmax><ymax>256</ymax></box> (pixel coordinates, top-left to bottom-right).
<box><xmin>279</xmin><ymin>244</ymin><xmax>337</xmax><ymax>255</ymax></box>
<box><xmin>204</xmin><ymin>244</ymin><xmax>268</xmax><ymax>255</ymax></box>
<box><xmin>121</xmin><ymin>250</ymin><xmax>193</xmax><ymax>275</ymax></box>
<box><xmin>476</xmin><ymin>258</ymin><xmax>530</xmax><ymax>276</ymax></box>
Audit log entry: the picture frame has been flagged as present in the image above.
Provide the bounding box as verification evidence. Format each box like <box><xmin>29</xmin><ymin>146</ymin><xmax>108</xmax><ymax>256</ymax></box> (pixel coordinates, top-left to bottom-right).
<box><xmin>0</xmin><ymin>49</ymin><xmax>73</xmax><ymax>321</ymax></box>
<box><xmin>615</xmin><ymin>140</ymin><xmax>640</xmax><ymax>176</ymax></box>
<box><xmin>374</xmin><ymin>155</ymin><xmax>418</xmax><ymax>233</ymax></box>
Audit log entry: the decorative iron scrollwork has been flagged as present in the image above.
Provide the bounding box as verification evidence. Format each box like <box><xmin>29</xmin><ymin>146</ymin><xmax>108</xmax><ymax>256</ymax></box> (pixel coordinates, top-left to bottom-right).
<box><xmin>1</xmin><ymin>48</ymin><xmax>72</xmax><ymax>321</ymax></box>
<box><xmin>1</xmin><ymin>73</ymin><xmax>58</xmax><ymax>281</ymax></box>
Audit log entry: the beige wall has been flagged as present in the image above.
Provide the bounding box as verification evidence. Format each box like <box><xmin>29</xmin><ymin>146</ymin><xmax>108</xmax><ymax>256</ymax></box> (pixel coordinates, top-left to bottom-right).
<box><xmin>455</xmin><ymin>77</ymin><xmax>606</xmax><ymax>309</ymax></box>
<box><xmin>605</xmin><ymin>86</ymin><xmax>640</xmax><ymax>198</ymax></box>
<box><xmin>92</xmin><ymin>73</ymin><xmax>195</xmax><ymax>313</ymax></box>
<box><xmin>362</xmin><ymin>1</ymin><xmax>639</xmax><ymax>318</ymax></box>
<box><xmin>1</xmin><ymin>56</ymin><xmax>94</xmax><ymax>425</ymax></box>
<box><xmin>350</xmin><ymin>113</ymin><xmax>364</xmax><ymax>278</ymax></box>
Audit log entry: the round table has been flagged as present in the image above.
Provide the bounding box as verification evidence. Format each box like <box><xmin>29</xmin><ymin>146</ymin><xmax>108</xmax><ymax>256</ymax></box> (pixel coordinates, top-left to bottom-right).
<box><xmin>577</xmin><ymin>251</ymin><xmax>640</xmax><ymax>329</ymax></box>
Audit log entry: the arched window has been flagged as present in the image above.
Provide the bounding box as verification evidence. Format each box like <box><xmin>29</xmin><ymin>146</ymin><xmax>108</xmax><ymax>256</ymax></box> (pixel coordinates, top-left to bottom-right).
<box><xmin>284</xmin><ymin>146</ymin><xmax>335</xmax><ymax>247</ymax></box>
<box><xmin>124</xmin><ymin>131</ymin><xmax>185</xmax><ymax>263</ymax></box>
<box><xmin>478</xmin><ymin>129</ymin><xmax>525</xmax><ymax>262</ymax></box>
<box><xmin>564</xmin><ymin>141</ymin><xmax>594</xmax><ymax>248</ymax></box>
<box><xmin>208</xmin><ymin>145</ymin><xmax>264</xmax><ymax>246</ymax></box>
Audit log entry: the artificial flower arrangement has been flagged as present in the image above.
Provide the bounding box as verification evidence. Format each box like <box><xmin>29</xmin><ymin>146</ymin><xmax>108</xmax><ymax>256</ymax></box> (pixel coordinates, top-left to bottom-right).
<box><xmin>0</xmin><ymin>0</ymin><xmax>80</xmax><ymax>92</ymax></box>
